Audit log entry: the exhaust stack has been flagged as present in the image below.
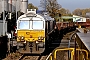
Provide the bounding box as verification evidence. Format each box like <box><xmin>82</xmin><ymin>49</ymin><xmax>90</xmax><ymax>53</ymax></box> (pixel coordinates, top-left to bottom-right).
<box><xmin>21</xmin><ymin>0</ymin><xmax>28</xmax><ymax>13</ymax></box>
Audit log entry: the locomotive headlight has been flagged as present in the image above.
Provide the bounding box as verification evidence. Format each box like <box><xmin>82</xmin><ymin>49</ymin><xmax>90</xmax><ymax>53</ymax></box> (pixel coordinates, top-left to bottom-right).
<box><xmin>38</xmin><ymin>36</ymin><xmax>41</xmax><ymax>40</ymax></box>
<box><xmin>41</xmin><ymin>37</ymin><xmax>44</xmax><ymax>40</ymax></box>
<box><xmin>18</xmin><ymin>36</ymin><xmax>24</xmax><ymax>40</ymax></box>
<box><xmin>18</xmin><ymin>36</ymin><xmax>21</xmax><ymax>40</ymax></box>
<box><xmin>38</xmin><ymin>36</ymin><xmax>44</xmax><ymax>40</ymax></box>
<box><xmin>21</xmin><ymin>36</ymin><xmax>24</xmax><ymax>40</ymax></box>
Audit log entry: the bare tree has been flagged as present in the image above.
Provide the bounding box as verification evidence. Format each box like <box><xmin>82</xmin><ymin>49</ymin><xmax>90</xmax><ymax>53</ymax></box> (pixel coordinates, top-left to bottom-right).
<box><xmin>72</xmin><ymin>8</ymin><xmax>90</xmax><ymax>17</ymax></box>
<box><xmin>28</xmin><ymin>3</ymin><xmax>38</xmax><ymax>10</ymax></box>
<box><xmin>72</xmin><ymin>9</ymin><xmax>82</xmax><ymax>16</ymax></box>
<box><xmin>40</xmin><ymin>0</ymin><xmax>61</xmax><ymax>17</ymax></box>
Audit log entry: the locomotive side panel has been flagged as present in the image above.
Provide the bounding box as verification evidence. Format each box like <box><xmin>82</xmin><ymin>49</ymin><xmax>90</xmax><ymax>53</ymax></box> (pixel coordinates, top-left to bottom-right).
<box><xmin>50</xmin><ymin>21</ymin><xmax>54</xmax><ymax>31</ymax></box>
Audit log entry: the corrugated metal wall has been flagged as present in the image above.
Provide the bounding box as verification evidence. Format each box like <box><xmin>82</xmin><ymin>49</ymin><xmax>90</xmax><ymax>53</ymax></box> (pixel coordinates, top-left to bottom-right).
<box><xmin>0</xmin><ymin>0</ymin><xmax>21</xmax><ymax>13</ymax></box>
<box><xmin>0</xmin><ymin>0</ymin><xmax>8</xmax><ymax>13</ymax></box>
<box><xmin>0</xmin><ymin>20</ymin><xmax>7</xmax><ymax>36</ymax></box>
<box><xmin>12</xmin><ymin>0</ymin><xmax>21</xmax><ymax>12</ymax></box>
<box><xmin>21</xmin><ymin>0</ymin><xmax>28</xmax><ymax>13</ymax></box>
<box><xmin>0</xmin><ymin>0</ymin><xmax>2</xmax><ymax>13</ymax></box>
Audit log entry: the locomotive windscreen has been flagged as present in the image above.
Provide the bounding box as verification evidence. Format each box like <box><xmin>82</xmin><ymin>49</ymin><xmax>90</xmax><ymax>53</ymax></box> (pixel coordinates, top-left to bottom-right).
<box><xmin>32</xmin><ymin>21</ymin><xmax>44</xmax><ymax>29</ymax></box>
<box><xmin>19</xmin><ymin>20</ymin><xmax>29</xmax><ymax>29</ymax></box>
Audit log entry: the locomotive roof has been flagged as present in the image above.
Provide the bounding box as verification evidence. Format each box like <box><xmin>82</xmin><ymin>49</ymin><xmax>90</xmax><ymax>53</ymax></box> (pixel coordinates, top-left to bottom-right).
<box><xmin>37</xmin><ymin>12</ymin><xmax>54</xmax><ymax>21</ymax></box>
<box><xmin>18</xmin><ymin>11</ymin><xmax>54</xmax><ymax>21</ymax></box>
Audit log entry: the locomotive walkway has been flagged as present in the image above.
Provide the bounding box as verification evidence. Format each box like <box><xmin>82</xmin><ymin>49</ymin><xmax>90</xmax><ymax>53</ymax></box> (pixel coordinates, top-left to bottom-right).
<box><xmin>55</xmin><ymin>31</ymin><xmax>76</xmax><ymax>60</ymax></box>
<box><xmin>60</xmin><ymin>31</ymin><xmax>75</xmax><ymax>47</ymax></box>
<box><xmin>46</xmin><ymin>30</ymin><xmax>77</xmax><ymax>60</ymax></box>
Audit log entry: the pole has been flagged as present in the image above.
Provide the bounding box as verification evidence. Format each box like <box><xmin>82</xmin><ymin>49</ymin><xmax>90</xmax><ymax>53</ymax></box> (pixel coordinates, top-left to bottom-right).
<box><xmin>74</xmin><ymin>34</ymin><xmax>76</xmax><ymax>60</ymax></box>
<box><xmin>11</xmin><ymin>31</ymin><xmax>14</xmax><ymax>52</ymax></box>
<box><xmin>9</xmin><ymin>0</ymin><xmax>12</xmax><ymax>12</ymax></box>
<box><xmin>45</xmin><ymin>0</ymin><xmax>46</xmax><ymax>12</ymax></box>
<box><xmin>16</xmin><ymin>0</ymin><xmax>17</xmax><ymax>20</ymax></box>
<box><xmin>3</xmin><ymin>0</ymin><xmax>5</xmax><ymax>36</ymax></box>
<box><xmin>8</xmin><ymin>38</ymin><xmax>10</xmax><ymax>53</ymax></box>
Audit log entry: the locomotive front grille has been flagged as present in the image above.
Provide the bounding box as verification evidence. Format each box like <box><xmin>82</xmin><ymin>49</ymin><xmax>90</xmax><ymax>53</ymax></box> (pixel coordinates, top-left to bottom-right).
<box><xmin>29</xmin><ymin>42</ymin><xmax>33</xmax><ymax>47</ymax></box>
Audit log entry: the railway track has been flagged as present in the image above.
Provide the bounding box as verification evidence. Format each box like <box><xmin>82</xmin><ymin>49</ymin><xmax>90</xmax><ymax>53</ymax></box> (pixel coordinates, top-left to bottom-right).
<box><xmin>3</xmin><ymin>52</ymin><xmax>49</xmax><ymax>60</ymax></box>
<box><xmin>20</xmin><ymin>55</ymin><xmax>48</xmax><ymax>60</ymax></box>
<box><xmin>19</xmin><ymin>54</ymin><xmax>48</xmax><ymax>60</ymax></box>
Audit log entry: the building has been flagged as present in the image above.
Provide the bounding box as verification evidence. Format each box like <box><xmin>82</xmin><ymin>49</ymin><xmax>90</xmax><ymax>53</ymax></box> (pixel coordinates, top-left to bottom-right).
<box><xmin>0</xmin><ymin>0</ymin><xmax>28</xmax><ymax>13</ymax></box>
<box><xmin>73</xmin><ymin>15</ymin><xmax>86</xmax><ymax>22</ymax></box>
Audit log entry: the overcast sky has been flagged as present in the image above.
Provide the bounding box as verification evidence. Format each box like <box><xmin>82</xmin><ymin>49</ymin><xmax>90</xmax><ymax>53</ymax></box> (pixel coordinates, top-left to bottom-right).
<box><xmin>28</xmin><ymin>0</ymin><xmax>90</xmax><ymax>12</ymax></box>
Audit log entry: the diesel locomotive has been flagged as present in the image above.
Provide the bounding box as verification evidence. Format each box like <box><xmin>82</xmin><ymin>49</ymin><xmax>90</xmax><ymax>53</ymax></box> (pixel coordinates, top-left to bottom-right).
<box><xmin>16</xmin><ymin>9</ymin><xmax>56</xmax><ymax>54</ymax></box>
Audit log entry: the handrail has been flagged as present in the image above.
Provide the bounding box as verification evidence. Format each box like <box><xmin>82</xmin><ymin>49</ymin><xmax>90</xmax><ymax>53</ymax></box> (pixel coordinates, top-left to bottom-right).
<box><xmin>76</xmin><ymin>49</ymin><xmax>88</xmax><ymax>60</ymax></box>
<box><xmin>54</xmin><ymin>48</ymin><xmax>74</xmax><ymax>60</ymax></box>
<box><xmin>53</xmin><ymin>48</ymin><xmax>88</xmax><ymax>60</ymax></box>
<box><xmin>46</xmin><ymin>48</ymin><xmax>88</xmax><ymax>60</ymax></box>
<box><xmin>46</xmin><ymin>53</ymin><xmax>52</xmax><ymax>60</ymax></box>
